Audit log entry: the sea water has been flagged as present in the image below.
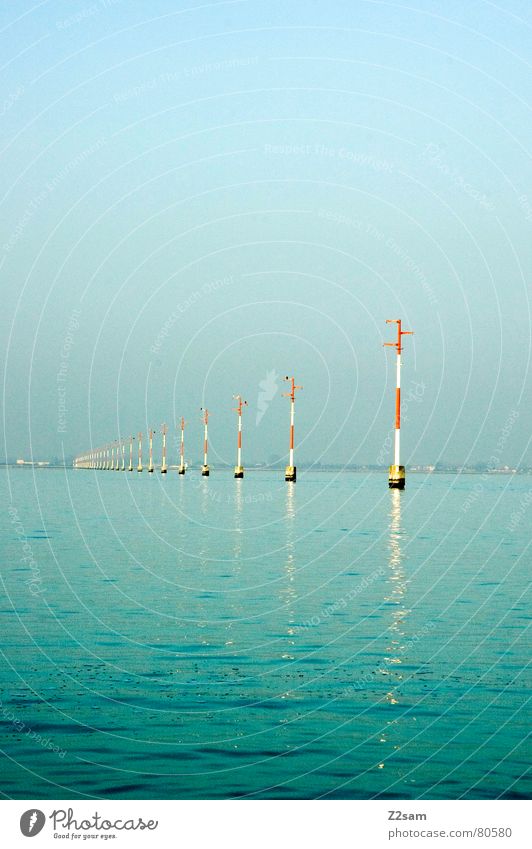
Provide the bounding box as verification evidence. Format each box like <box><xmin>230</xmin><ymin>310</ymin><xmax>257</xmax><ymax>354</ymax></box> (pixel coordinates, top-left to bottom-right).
<box><xmin>1</xmin><ymin>468</ymin><xmax>530</xmax><ymax>799</ymax></box>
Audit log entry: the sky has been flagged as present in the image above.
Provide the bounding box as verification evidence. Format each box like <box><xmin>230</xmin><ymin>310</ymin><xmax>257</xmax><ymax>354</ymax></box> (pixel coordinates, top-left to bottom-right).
<box><xmin>1</xmin><ymin>0</ymin><xmax>531</xmax><ymax>467</ymax></box>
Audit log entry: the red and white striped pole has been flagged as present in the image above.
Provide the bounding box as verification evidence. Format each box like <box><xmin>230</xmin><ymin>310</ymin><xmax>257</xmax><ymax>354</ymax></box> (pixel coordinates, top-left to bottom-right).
<box><xmin>128</xmin><ymin>436</ymin><xmax>134</xmax><ymax>471</ymax></box>
<box><xmin>233</xmin><ymin>394</ymin><xmax>248</xmax><ymax>479</ymax></box>
<box><xmin>201</xmin><ymin>408</ymin><xmax>210</xmax><ymax>476</ymax></box>
<box><xmin>384</xmin><ymin>319</ymin><xmax>413</xmax><ymax>489</ymax></box>
<box><xmin>148</xmin><ymin>428</ymin><xmax>154</xmax><ymax>473</ymax></box>
<box><xmin>161</xmin><ymin>423</ymin><xmax>168</xmax><ymax>474</ymax></box>
<box><xmin>137</xmin><ymin>432</ymin><xmax>143</xmax><ymax>472</ymax></box>
<box><xmin>121</xmin><ymin>440</ymin><xmax>125</xmax><ymax>471</ymax></box>
<box><xmin>283</xmin><ymin>376</ymin><xmax>302</xmax><ymax>482</ymax></box>
<box><xmin>178</xmin><ymin>417</ymin><xmax>186</xmax><ymax>474</ymax></box>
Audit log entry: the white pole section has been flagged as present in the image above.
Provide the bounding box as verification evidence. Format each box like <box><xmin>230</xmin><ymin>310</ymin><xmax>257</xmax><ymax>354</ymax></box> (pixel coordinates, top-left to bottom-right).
<box><xmin>394</xmin><ymin>351</ymin><xmax>401</xmax><ymax>467</ymax></box>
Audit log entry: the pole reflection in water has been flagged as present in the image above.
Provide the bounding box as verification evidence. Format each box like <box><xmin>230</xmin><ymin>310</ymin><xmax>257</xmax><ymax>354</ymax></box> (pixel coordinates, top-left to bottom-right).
<box><xmin>190</xmin><ymin>477</ymin><xmax>211</xmax><ymax>569</ymax></box>
<box><xmin>200</xmin><ymin>477</ymin><xmax>210</xmax><ymax>519</ymax></box>
<box><xmin>381</xmin><ymin>489</ymin><xmax>410</xmax><ymax>706</ymax></box>
<box><xmin>226</xmin><ymin>480</ymin><xmax>244</xmax><ymax>644</ymax></box>
<box><xmin>232</xmin><ymin>479</ymin><xmax>244</xmax><ymax>563</ymax></box>
<box><xmin>375</xmin><ymin>487</ymin><xmax>413</xmax><ymax>778</ymax></box>
<box><xmin>281</xmin><ymin>483</ymin><xmax>297</xmax><ymax>648</ymax></box>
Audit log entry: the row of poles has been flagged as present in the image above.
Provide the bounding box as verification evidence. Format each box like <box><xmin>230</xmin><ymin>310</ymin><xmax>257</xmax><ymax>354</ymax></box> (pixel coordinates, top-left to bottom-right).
<box><xmin>74</xmin><ymin>320</ymin><xmax>413</xmax><ymax>488</ymax></box>
<box><xmin>74</xmin><ymin>377</ymin><xmax>303</xmax><ymax>482</ymax></box>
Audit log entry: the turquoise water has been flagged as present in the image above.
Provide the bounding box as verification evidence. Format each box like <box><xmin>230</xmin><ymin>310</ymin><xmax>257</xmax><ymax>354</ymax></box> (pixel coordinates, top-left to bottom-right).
<box><xmin>1</xmin><ymin>468</ymin><xmax>530</xmax><ymax>799</ymax></box>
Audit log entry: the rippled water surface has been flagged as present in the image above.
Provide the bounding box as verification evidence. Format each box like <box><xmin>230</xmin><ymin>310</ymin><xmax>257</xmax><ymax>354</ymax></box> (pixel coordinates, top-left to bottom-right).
<box><xmin>1</xmin><ymin>468</ymin><xmax>530</xmax><ymax>799</ymax></box>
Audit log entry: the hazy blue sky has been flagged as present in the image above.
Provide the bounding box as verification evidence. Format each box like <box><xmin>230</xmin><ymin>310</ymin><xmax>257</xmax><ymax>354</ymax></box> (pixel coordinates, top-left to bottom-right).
<box><xmin>1</xmin><ymin>0</ymin><xmax>531</xmax><ymax>466</ymax></box>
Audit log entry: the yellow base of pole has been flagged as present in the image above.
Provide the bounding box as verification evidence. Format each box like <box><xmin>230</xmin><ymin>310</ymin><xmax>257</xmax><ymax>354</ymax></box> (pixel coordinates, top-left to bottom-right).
<box><xmin>178</xmin><ymin>466</ymin><xmax>186</xmax><ymax>475</ymax></box>
<box><xmin>234</xmin><ymin>466</ymin><xmax>244</xmax><ymax>478</ymax></box>
<box><xmin>148</xmin><ymin>467</ymin><xmax>154</xmax><ymax>473</ymax></box>
<box><xmin>137</xmin><ymin>465</ymin><xmax>143</xmax><ymax>472</ymax></box>
<box><xmin>161</xmin><ymin>467</ymin><xmax>167</xmax><ymax>474</ymax></box>
<box><xmin>285</xmin><ymin>465</ymin><xmax>296</xmax><ymax>482</ymax></box>
<box><xmin>201</xmin><ymin>465</ymin><xmax>210</xmax><ymax>476</ymax></box>
<box><xmin>388</xmin><ymin>464</ymin><xmax>405</xmax><ymax>489</ymax></box>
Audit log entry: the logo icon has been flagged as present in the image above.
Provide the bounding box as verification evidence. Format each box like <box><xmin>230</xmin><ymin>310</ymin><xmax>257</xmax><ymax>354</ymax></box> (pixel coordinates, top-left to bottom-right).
<box><xmin>20</xmin><ymin>810</ymin><xmax>45</xmax><ymax>837</ymax></box>
<box><xmin>256</xmin><ymin>369</ymin><xmax>279</xmax><ymax>425</ymax></box>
